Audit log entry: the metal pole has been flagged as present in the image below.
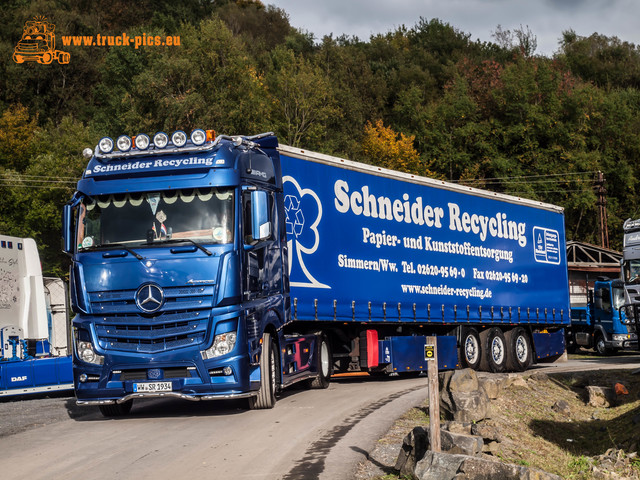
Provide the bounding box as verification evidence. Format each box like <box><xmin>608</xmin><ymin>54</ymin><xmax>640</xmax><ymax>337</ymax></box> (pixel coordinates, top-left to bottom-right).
<box><xmin>427</xmin><ymin>336</ymin><xmax>440</xmax><ymax>452</ymax></box>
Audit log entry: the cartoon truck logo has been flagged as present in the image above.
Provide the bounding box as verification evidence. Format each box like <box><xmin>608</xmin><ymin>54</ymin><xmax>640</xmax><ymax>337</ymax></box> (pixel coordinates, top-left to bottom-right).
<box><xmin>13</xmin><ymin>17</ymin><xmax>70</xmax><ymax>65</ymax></box>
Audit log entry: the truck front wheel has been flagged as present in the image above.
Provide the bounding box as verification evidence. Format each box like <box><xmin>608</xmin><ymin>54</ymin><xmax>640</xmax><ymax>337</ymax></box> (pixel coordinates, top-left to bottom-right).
<box><xmin>248</xmin><ymin>332</ymin><xmax>278</xmax><ymax>409</ymax></box>
<box><xmin>594</xmin><ymin>333</ymin><xmax>611</xmax><ymax>356</ymax></box>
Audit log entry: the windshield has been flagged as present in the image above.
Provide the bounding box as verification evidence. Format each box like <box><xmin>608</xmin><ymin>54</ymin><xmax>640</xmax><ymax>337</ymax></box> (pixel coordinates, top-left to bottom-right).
<box><xmin>77</xmin><ymin>188</ymin><xmax>234</xmax><ymax>250</ymax></box>
<box><xmin>613</xmin><ymin>286</ymin><xmax>625</xmax><ymax>310</ymax></box>
<box><xmin>624</xmin><ymin>259</ymin><xmax>640</xmax><ymax>285</ymax></box>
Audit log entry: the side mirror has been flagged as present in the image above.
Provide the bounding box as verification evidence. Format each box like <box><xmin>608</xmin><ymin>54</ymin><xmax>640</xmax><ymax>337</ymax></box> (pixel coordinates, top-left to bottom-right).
<box><xmin>62</xmin><ymin>204</ymin><xmax>74</xmax><ymax>255</ymax></box>
<box><xmin>251</xmin><ymin>190</ymin><xmax>271</xmax><ymax>242</ymax></box>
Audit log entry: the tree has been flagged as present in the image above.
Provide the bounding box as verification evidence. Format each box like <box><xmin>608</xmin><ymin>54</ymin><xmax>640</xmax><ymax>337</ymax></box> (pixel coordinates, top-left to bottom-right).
<box><xmin>266</xmin><ymin>46</ymin><xmax>340</xmax><ymax>148</ymax></box>
<box><xmin>361</xmin><ymin>119</ymin><xmax>434</xmax><ymax>176</ymax></box>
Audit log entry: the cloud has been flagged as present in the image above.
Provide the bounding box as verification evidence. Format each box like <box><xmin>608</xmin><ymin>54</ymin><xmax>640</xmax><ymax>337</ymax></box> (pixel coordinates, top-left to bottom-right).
<box><xmin>268</xmin><ymin>0</ymin><xmax>640</xmax><ymax>56</ymax></box>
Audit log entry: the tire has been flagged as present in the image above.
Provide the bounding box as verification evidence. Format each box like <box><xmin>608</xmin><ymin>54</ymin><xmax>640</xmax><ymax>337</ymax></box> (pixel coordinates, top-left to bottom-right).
<box><xmin>57</xmin><ymin>52</ymin><xmax>70</xmax><ymax>64</ymax></box>
<box><xmin>40</xmin><ymin>52</ymin><xmax>53</xmax><ymax>64</ymax></box>
<box><xmin>248</xmin><ymin>332</ymin><xmax>278</xmax><ymax>409</ymax></box>
<box><xmin>479</xmin><ymin>327</ymin><xmax>507</xmax><ymax>373</ymax></box>
<box><xmin>99</xmin><ymin>400</ymin><xmax>133</xmax><ymax>417</ymax></box>
<box><xmin>13</xmin><ymin>53</ymin><xmax>24</xmax><ymax>63</ymax></box>
<box><xmin>505</xmin><ymin>327</ymin><xmax>532</xmax><ymax>372</ymax></box>
<box><xmin>460</xmin><ymin>328</ymin><xmax>482</xmax><ymax>370</ymax></box>
<box><xmin>594</xmin><ymin>333</ymin><xmax>609</xmax><ymax>356</ymax></box>
<box><xmin>310</xmin><ymin>334</ymin><xmax>332</xmax><ymax>389</ymax></box>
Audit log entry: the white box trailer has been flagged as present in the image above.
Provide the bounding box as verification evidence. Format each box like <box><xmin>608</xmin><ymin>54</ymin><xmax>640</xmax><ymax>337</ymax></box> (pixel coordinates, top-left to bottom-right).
<box><xmin>0</xmin><ymin>234</ymin><xmax>72</xmax><ymax>396</ymax></box>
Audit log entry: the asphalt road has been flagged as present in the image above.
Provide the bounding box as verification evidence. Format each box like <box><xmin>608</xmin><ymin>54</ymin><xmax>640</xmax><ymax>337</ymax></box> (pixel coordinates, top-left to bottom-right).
<box><xmin>1</xmin><ymin>352</ymin><xmax>638</xmax><ymax>480</ymax></box>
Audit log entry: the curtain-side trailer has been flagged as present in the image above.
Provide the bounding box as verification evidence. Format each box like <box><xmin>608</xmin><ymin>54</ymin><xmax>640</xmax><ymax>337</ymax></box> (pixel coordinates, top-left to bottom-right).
<box><xmin>63</xmin><ymin>130</ymin><xmax>569</xmax><ymax>416</ymax></box>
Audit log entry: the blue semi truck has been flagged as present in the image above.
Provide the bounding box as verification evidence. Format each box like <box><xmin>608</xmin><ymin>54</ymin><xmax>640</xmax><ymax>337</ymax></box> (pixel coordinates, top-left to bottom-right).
<box><xmin>63</xmin><ymin>130</ymin><xmax>570</xmax><ymax>416</ymax></box>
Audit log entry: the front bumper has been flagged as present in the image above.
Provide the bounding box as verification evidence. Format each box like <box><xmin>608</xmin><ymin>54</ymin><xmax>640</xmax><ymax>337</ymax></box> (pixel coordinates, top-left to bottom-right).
<box><xmin>74</xmin><ymin>350</ymin><xmax>259</xmax><ymax>405</ymax></box>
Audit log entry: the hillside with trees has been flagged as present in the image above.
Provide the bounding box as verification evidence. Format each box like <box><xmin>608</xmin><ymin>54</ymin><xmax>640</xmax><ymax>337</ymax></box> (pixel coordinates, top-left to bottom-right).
<box><xmin>2</xmin><ymin>0</ymin><xmax>640</xmax><ymax>276</ymax></box>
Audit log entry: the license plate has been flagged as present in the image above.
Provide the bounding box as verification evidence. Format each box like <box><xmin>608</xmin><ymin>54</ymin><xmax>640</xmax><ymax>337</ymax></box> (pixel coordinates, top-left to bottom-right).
<box><xmin>133</xmin><ymin>381</ymin><xmax>172</xmax><ymax>393</ymax></box>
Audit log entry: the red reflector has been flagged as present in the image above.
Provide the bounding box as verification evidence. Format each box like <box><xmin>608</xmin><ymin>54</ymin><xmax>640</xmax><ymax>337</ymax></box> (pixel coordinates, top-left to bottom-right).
<box><xmin>366</xmin><ymin>330</ymin><xmax>379</xmax><ymax>368</ymax></box>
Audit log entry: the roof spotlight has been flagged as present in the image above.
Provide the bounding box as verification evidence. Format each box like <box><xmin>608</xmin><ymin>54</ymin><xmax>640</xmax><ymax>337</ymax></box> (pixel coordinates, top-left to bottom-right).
<box><xmin>154</xmin><ymin>132</ymin><xmax>169</xmax><ymax>149</ymax></box>
<box><xmin>172</xmin><ymin>131</ymin><xmax>187</xmax><ymax>147</ymax></box>
<box><xmin>98</xmin><ymin>137</ymin><xmax>114</xmax><ymax>154</ymax></box>
<box><xmin>116</xmin><ymin>135</ymin><xmax>132</xmax><ymax>152</ymax></box>
<box><xmin>190</xmin><ymin>129</ymin><xmax>207</xmax><ymax>146</ymax></box>
<box><xmin>135</xmin><ymin>133</ymin><xmax>150</xmax><ymax>150</ymax></box>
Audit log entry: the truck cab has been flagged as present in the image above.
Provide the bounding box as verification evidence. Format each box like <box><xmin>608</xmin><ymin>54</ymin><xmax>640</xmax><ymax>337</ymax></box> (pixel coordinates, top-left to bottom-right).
<box><xmin>63</xmin><ymin>131</ymin><xmax>329</xmax><ymax>415</ymax></box>
<box><xmin>567</xmin><ymin>278</ymin><xmax>637</xmax><ymax>354</ymax></box>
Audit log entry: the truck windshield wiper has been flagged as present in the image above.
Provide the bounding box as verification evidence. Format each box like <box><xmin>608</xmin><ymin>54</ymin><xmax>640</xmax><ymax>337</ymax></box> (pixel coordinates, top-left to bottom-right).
<box><xmin>97</xmin><ymin>243</ymin><xmax>145</xmax><ymax>261</ymax></box>
<box><xmin>153</xmin><ymin>238</ymin><xmax>213</xmax><ymax>256</ymax></box>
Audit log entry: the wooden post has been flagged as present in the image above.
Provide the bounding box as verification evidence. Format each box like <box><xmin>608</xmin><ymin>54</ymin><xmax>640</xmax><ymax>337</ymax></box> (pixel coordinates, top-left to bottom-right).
<box><xmin>426</xmin><ymin>336</ymin><xmax>440</xmax><ymax>452</ymax></box>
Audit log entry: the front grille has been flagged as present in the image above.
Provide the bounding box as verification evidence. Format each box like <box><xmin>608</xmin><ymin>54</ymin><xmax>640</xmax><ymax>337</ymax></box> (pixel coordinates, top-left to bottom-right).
<box><xmin>119</xmin><ymin>368</ymin><xmax>192</xmax><ymax>381</ymax></box>
<box><xmin>90</xmin><ymin>285</ymin><xmax>214</xmax><ymax>354</ymax></box>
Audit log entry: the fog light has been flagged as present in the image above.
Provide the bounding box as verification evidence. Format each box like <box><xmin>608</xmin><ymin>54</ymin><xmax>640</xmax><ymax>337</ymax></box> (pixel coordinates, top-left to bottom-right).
<box><xmin>154</xmin><ymin>132</ymin><xmax>168</xmax><ymax>148</ymax></box>
<box><xmin>79</xmin><ymin>373</ymin><xmax>88</xmax><ymax>383</ymax></box>
<box><xmin>223</xmin><ymin>366</ymin><xmax>232</xmax><ymax>376</ymax></box>
<box><xmin>191</xmin><ymin>129</ymin><xmax>206</xmax><ymax>146</ymax></box>
<box><xmin>116</xmin><ymin>135</ymin><xmax>132</xmax><ymax>152</ymax></box>
<box><xmin>172</xmin><ymin>130</ymin><xmax>187</xmax><ymax>147</ymax></box>
<box><xmin>135</xmin><ymin>133</ymin><xmax>150</xmax><ymax>150</ymax></box>
<box><xmin>98</xmin><ymin>137</ymin><xmax>114</xmax><ymax>154</ymax></box>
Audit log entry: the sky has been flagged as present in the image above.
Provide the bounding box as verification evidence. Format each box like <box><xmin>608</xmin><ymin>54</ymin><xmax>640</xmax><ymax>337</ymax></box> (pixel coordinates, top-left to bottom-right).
<box><xmin>266</xmin><ymin>0</ymin><xmax>639</xmax><ymax>56</ymax></box>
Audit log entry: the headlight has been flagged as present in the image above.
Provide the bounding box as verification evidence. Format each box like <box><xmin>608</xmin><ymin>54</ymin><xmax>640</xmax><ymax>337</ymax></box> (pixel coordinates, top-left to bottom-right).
<box><xmin>154</xmin><ymin>132</ymin><xmax>169</xmax><ymax>148</ymax></box>
<box><xmin>76</xmin><ymin>340</ymin><xmax>104</xmax><ymax>365</ymax></box>
<box><xmin>172</xmin><ymin>130</ymin><xmax>187</xmax><ymax>147</ymax></box>
<box><xmin>201</xmin><ymin>332</ymin><xmax>237</xmax><ymax>359</ymax></box>
<box><xmin>135</xmin><ymin>133</ymin><xmax>150</xmax><ymax>150</ymax></box>
<box><xmin>98</xmin><ymin>137</ymin><xmax>114</xmax><ymax>154</ymax></box>
<box><xmin>116</xmin><ymin>135</ymin><xmax>132</xmax><ymax>152</ymax></box>
<box><xmin>191</xmin><ymin>129</ymin><xmax>206</xmax><ymax>146</ymax></box>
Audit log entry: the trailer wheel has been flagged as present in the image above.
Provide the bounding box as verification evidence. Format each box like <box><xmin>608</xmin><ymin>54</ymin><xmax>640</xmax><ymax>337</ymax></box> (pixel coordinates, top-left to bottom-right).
<box><xmin>479</xmin><ymin>327</ymin><xmax>507</xmax><ymax>373</ymax></box>
<box><xmin>505</xmin><ymin>328</ymin><xmax>532</xmax><ymax>372</ymax></box>
<box><xmin>310</xmin><ymin>335</ymin><xmax>332</xmax><ymax>389</ymax></box>
<box><xmin>248</xmin><ymin>332</ymin><xmax>278</xmax><ymax>409</ymax></box>
<box><xmin>99</xmin><ymin>400</ymin><xmax>133</xmax><ymax>417</ymax></box>
<box><xmin>460</xmin><ymin>328</ymin><xmax>482</xmax><ymax>370</ymax></box>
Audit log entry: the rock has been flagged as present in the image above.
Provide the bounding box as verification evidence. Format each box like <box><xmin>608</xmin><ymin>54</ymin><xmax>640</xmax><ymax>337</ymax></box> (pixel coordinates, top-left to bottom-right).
<box><xmin>395</xmin><ymin>426</ymin><xmax>430</xmax><ymax>476</ymax></box>
<box><xmin>614</xmin><ymin>383</ymin><xmax>629</xmax><ymax>396</ymax></box>
<box><xmin>585</xmin><ymin>386</ymin><xmax>617</xmax><ymax>408</ymax></box>
<box><xmin>551</xmin><ymin>399</ymin><xmax>571</xmax><ymax>416</ymax></box>
<box><xmin>395</xmin><ymin>425</ymin><xmax>485</xmax><ymax>475</ymax></box>
<box><xmin>471</xmin><ymin>422</ymin><xmax>504</xmax><ymax>442</ymax></box>
<box><xmin>443</xmin><ymin>421</ymin><xmax>472</xmax><ymax>435</ymax></box>
<box><xmin>448</xmin><ymin>368</ymin><xmax>480</xmax><ymax>393</ymax></box>
<box><xmin>413</xmin><ymin>451</ymin><xmax>563</xmax><ymax>480</ymax></box>
<box><xmin>414</xmin><ymin>450</ymin><xmax>467</xmax><ymax>480</ymax></box>
<box><xmin>478</xmin><ymin>376</ymin><xmax>502</xmax><ymax>399</ymax></box>
<box><xmin>441</xmin><ymin>430</ymin><xmax>484</xmax><ymax>456</ymax></box>
<box><xmin>509</xmin><ymin>376</ymin><xmax>530</xmax><ymax>389</ymax></box>
<box><xmin>440</xmin><ymin>368</ymin><xmax>490</xmax><ymax>423</ymax></box>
